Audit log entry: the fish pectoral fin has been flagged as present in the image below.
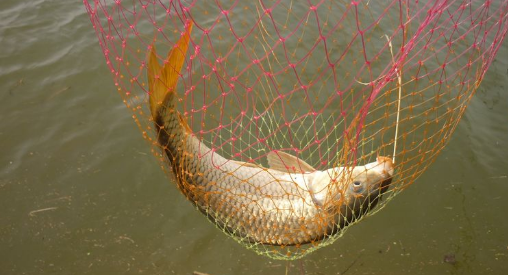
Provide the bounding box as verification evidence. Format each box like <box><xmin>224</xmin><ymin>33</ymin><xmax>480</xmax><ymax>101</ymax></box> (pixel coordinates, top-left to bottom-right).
<box><xmin>148</xmin><ymin>21</ymin><xmax>193</xmax><ymax>118</ymax></box>
<box><xmin>309</xmin><ymin>190</ymin><xmax>325</xmax><ymax>208</ymax></box>
<box><xmin>267</xmin><ymin>151</ymin><xmax>316</xmax><ymax>173</ymax></box>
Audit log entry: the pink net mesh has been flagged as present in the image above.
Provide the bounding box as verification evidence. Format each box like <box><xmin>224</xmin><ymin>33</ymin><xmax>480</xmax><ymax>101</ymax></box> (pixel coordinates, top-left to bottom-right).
<box><xmin>84</xmin><ymin>0</ymin><xmax>508</xmax><ymax>259</ymax></box>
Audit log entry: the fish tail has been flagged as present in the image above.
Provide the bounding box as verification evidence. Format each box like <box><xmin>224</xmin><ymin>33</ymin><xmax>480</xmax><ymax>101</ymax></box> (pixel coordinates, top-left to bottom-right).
<box><xmin>148</xmin><ymin>21</ymin><xmax>193</xmax><ymax>117</ymax></box>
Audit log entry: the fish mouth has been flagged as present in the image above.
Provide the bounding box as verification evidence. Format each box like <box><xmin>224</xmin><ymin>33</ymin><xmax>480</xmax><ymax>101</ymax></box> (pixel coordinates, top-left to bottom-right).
<box><xmin>364</xmin><ymin>156</ymin><xmax>394</xmax><ymax>178</ymax></box>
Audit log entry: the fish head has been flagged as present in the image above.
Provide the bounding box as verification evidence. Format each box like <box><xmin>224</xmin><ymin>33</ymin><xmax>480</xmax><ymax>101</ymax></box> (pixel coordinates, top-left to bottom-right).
<box><xmin>340</xmin><ymin>156</ymin><xmax>394</xmax><ymax>222</ymax></box>
<box><xmin>345</xmin><ymin>156</ymin><xmax>394</xmax><ymax>200</ymax></box>
<box><xmin>310</xmin><ymin>156</ymin><xmax>394</xmax><ymax>210</ymax></box>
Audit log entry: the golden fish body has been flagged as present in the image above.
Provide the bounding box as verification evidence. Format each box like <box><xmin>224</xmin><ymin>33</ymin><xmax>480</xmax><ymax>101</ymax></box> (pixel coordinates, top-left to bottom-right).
<box><xmin>148</xmin><ymin>22</ymin><xmax>394</xmax><ymax>245</ymax></box>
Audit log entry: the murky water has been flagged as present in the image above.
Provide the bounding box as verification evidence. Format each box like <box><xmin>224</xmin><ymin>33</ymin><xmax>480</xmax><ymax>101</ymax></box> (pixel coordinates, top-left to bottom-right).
<box><xmin>1</xmin><ymin>1</ymin><xmax>507</xmax><ymax>274</ymax></box>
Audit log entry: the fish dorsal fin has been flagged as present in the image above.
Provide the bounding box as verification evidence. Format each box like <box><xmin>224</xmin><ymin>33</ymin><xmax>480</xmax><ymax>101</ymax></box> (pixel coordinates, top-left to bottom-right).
<box><xmin>267</xmin><ymin>151</ymin><xmax>316</xmax><ymax>173</ymax></box>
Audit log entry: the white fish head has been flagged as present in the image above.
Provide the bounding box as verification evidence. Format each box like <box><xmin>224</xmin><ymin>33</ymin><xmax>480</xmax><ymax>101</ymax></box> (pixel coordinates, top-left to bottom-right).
<box><xmin>310</xmin><ymin>156</ymin><xmax>394</xmax><ymax>208</ymax></box>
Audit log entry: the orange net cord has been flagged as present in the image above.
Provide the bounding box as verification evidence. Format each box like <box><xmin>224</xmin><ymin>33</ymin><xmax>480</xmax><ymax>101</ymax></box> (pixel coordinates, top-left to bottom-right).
<box><xmin>84</xmin><ymin>0</ymin><xmax>508</xmax><ymax>259</ymax></box>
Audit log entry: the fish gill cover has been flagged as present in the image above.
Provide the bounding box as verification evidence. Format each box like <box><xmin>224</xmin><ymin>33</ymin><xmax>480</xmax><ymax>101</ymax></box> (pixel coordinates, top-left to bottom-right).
<box><xmin>83</xmin><ymin>0</ymin><xmax>508</xmax><ymax>260</ymax></box>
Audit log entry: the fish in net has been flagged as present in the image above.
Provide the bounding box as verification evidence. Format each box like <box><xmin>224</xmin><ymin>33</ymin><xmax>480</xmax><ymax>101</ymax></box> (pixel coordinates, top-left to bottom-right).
<box><xmin>84</xmin><ymin>0</ymin><xmax>508</xmax><ymax>259</ymax></box>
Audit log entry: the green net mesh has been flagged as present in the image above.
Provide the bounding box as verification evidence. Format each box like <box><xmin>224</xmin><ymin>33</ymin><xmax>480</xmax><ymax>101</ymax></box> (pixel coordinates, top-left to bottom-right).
<box><xmin>84</xmin><ymin>0</ymin><xmax>508</xmax><ymax>259</ymax></box>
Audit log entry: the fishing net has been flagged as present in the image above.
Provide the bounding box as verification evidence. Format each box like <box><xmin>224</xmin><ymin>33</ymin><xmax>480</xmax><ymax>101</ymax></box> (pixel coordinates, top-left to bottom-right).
<box><xmin>84</xmin><ymin>0</ymin><xmax>508</xmax><ymax>260</ymax></box>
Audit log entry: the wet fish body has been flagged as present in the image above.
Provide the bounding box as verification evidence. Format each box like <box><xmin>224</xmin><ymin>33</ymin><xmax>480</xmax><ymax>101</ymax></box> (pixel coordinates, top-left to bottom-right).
<box><xmin>148</xmin><ymin>22</ymin><xmax>394</xmax><ymax>245</ymax></box>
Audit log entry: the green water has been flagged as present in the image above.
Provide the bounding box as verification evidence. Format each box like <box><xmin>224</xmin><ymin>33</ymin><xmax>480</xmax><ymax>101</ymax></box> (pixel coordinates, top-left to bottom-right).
<box><xmin>1</xmin><ymin>1</ymin><xmax>507</xmax><ymax>274</ymax></box>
